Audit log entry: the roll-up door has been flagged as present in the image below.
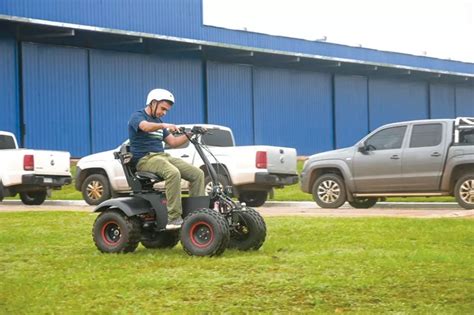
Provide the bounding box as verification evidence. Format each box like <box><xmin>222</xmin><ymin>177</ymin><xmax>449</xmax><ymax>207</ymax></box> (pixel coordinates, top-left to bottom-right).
<box><xmin>368</xmin><ymin>78</ymin><xmax>428</xmax><ymax>130</ymax></box>
<box><xmin>253</xmin><ymin>67</ymin><xmax>333</xmax><ymax>155</ymax></box>
<box><xmin>207</xmin><ymin>61</ymin><xmax>253</xmax><ymax>145</ymax></box>
<box><xmin>430</xmin><ymin>84</ymin><xmax>455</xmax><ymax>118</ymax></box>
<box><xmin>89</xmin><ymin>50</ymin><xmax>205</xmax><ymax>152</ymax></box>
<box><xmin>334</xmin><ymin>75</ymin><xmax>368</xmax><ymax>148</ymax></box>
<box><xmin>455</xmin><ymin>87</ymin><xmax>474</xmax><ymax>116</ymax></box>
<box><xmin>22</xmin><ymin>42</ymin><xmax>90</xmax><ymax>157</ymax></box>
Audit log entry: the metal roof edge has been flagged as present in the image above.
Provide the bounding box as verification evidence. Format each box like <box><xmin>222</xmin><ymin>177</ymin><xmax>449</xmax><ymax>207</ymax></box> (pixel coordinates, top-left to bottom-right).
<box><xmin>1</xmin><ymin>14</ymin><xmax>473</xmax><ymax>79</ymax></box>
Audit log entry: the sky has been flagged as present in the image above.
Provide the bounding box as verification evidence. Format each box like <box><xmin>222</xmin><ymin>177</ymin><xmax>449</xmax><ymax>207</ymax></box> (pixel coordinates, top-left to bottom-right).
<box><xmin>203</xmin><ymin>0</ymin><xmax>474</xmax><ymax>63</ymax></box>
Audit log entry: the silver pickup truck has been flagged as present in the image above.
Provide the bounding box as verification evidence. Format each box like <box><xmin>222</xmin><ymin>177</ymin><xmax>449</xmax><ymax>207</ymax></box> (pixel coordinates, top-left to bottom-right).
<box><xmin>301</xmin><ymin>117</ymin><xmax>474</xmax><ymax>209</ymax></box>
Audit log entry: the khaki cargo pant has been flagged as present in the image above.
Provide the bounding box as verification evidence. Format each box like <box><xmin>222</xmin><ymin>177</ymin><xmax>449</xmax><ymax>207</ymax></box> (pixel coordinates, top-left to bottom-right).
<box><xmin>136</xmin><ymin>152</ymin><xmax>205</xmax><ymax>220</ymax></box>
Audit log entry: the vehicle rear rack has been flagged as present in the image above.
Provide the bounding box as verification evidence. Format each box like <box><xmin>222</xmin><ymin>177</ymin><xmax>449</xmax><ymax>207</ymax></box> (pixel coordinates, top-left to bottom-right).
<box><xmin>454</xmin><ymin>117</ymin><xmax>474</xmax><ymax>144</ymax></box>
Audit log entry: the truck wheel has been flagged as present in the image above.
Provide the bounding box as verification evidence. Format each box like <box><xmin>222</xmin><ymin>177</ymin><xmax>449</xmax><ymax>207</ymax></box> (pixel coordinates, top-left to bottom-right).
<box><xmin>181</xmin><ymin>208</ymin><xmax>230</xmax><ymax>256</ymax></box>
<box><xmin>20</xmin><ymin>190</ymin><xmax>47</xmax><ymax>205</ymax></box>
<box><xmin>141</xmin><ymin>230</ymin><xmax>180</xmax><ymax>249</ymax></box>
<box><xmin>349</xmin><ymin>197</ymin><xmax>378</xmax><ymax>209</ymax></box>
<box><xmin>92</xmin><ymin>209</ymin><xmax>141</xmax><ymax>253</ymax></box>
<box><xmin>312</xmin><ymin>174</ymin><xmax>347</xmax><ymax>208</ymax></box>
<box><xmin>238</xmin><ymin>191</ymin><xmax>267</xmax><ymax>207</ymax></box>
<box><xmin>82</xmin><ymin>174</ymin><xmax>111</xmax><ymax>205</ymax></box>
<box><xmin>229</xmin><ymin>208</ymin><xmax>266</xmax><ymax>250</ymax></box>
<box><xmin>454</xmin><ymin>174</ymin><xmax>474</xmax><ymax>209</ymax></box>
<box><xmin>204</xmin><ymin>174</ymin><xmax>230</xmax><ymax>196</ymax></box>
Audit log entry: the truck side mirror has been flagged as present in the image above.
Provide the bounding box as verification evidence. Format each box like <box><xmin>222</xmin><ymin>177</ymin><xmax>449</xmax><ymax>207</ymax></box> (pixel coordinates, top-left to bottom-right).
<box><xmin>357</xmin><ymin>142</ymin><xmax>367</xmax><ymax>153</ymax></box>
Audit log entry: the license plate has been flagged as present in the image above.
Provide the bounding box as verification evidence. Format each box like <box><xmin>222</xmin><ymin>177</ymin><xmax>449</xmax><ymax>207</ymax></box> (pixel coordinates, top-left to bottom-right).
<box><xmin>44</xmin><ymin>177</ymin><xmax>53</xmax><ymax>183</ymax></box>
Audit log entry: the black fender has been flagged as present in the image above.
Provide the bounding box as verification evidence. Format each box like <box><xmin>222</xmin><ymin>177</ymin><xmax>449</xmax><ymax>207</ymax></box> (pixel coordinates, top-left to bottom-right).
<box><xmin>94</xmin><ymin>197</ymin><xmax>154</xmax><ymax>217</ymax></box>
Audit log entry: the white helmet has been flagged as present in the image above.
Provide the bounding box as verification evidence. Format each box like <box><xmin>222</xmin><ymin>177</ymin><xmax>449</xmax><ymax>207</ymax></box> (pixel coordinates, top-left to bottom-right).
<box><xmin>146</xmin><ymin>88</ymin><xmax>175</xmax><ymax>105</ymax></box>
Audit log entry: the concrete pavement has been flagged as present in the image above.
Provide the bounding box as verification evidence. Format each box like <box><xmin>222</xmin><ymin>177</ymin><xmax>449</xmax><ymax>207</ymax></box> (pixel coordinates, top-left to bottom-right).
<box><xmin>0</xmin><ymin>199</ymin><xmax>472</xmax><ymax>218</ymax></box>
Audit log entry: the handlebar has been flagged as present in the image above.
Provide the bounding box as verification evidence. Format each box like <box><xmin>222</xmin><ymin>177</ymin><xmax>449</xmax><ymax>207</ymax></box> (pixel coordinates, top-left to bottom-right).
<box><xmin>172</xmin><ymin>126</ymin><xmax>209</xmax><ymax>136</ymax></box>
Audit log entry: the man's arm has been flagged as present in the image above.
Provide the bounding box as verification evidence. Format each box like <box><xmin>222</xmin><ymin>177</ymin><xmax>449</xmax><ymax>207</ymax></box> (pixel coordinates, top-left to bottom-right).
<box><xmin>138</xmin><ymin>121</ymin><xmax>179</xmax><ymax>133</ymax></box>
<box><xmin>164</xmin><ymin>134</ymin><xmax>189</xmax><ymax>148</ymax></box>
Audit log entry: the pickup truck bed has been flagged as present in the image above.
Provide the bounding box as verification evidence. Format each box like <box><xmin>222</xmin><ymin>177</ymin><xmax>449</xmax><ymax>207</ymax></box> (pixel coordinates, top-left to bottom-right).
<box><xmin>0</xmin><ymin>131</ymin><xmax>72</xmax><ymax>205</ymax></box>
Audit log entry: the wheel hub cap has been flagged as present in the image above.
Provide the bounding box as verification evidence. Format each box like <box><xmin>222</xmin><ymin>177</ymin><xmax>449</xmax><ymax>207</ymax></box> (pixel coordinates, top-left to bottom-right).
<box><xmin>460</xmin><ymin>180</ymin><xmax>474</xmax><ymax>204</ymax></box>
<box><xmin>87</xmin><ymin>180</ymin><xmax>104</xmax><ymax>200</ymax></box>
<box><xmin>318</xmin><ymin>180</ymin><xmax>340</xmax><ymax>203</ymax></box>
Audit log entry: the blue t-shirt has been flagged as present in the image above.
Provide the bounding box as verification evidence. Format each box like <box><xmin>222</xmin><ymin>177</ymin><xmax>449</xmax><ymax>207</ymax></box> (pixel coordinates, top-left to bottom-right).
<box><xmin>128</xmin><ymin>109</ymin><xmax>170</xmax><ymax>162</ymax></box>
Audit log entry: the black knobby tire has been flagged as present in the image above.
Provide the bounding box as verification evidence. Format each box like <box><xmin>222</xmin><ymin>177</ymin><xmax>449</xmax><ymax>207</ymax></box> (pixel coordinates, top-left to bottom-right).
<box><xmin>348</xmin><ymin>197</ymin><xmax>378</xmax><ymax>209</ymax></box>
<box><xmin>238</xmin><ymin>191</ymin><xmax>268</xmax><ymax>207</ymax></box>
<box><xmin>312</xmin><ymin>174</ymin><xmax>347</xmax><ymax>209</ymax></box>
<box><xmin>81</xmin><ymin>174</ymin><xmax>112</xmax><ymax>206</ymax></box>
<box><xmin>229</xmin><ymin>208</ymin><xmax>266</xmax><ymax>250</ymax></box>
<box><xmin>92</xmin><ymin>209</ymin><xmax>141</xmax><ymax>253</ymax></box>
<box><xmin>181</xmin><ymin>208</ymin><xmax>230</xmax><ymax>256</ymax></box>
<box><xmin>205</xmin><ymin>174</ymin><xmax>231</xmax><ymax>196</ymax></box>
<box><xmin>141</xmin><ymin>230</ymin><xmax>180</xmax><ymax>249</ymax></box>
<box><xmin>20</xmin><ymin>190</ymin><xmax>47</xmax><ymax>205</ymax></box>
<box><xmin>454</xmin><ymin>173</ymin><xmax>474</xmax><ymax>209</ymax></box>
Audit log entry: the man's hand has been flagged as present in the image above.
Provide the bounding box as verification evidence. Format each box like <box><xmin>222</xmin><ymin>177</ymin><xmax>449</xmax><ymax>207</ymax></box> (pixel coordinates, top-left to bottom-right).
<box><xmin>164</xmin><ymin>123</ymin><xmax>179</xmax><ymax>133</ymax></box>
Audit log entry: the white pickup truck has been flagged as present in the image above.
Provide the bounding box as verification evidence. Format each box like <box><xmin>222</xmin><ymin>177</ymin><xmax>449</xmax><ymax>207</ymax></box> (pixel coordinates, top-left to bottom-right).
<box><xmin>75</xmin><ymin>124</ymin><xmax>298</xmax><ymax>207</ymax></box>
<box><xmin>0</xmin><ymin>131</ymin><xmax>72</xmax><ymax>205</ymax></box>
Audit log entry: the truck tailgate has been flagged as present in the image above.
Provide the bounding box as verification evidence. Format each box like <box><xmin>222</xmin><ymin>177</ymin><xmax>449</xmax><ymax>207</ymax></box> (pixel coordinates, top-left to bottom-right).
<box><xmin>254</xmin><ymin>145</ymin><xmax>298</xmax><ymax>174</ymax></box>
<box><xmin>34</xmin><ymin>150</ymin><xmax>71</xmax><ymax>176</ymax></box>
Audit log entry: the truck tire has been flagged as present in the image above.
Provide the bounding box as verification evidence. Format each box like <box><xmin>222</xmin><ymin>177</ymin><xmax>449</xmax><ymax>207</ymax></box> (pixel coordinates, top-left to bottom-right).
<box><xmin>312</xmin><ymin>174</ymin><xmax>347</xmax><ymax>209</ymax></box>
<box><xmin>82</xmin><ymin>174</ymin><xmax>111</xmax><ymax>205</ymax></box>
<box><xmin>238</xmin><ymin>191</ymin><xmax>267</xmax><ymax>207</ymax></box>
<box><xmin>92</xmin><ymin>209</ymin><xmax>141</xmax><ymax>253</ymax></box>
<box><xmin>204</xmin><ymin>174</ymin><xmax>230</xmax><ymax>196</ymax></box>
<box><xmin>229</xmin><ymin>208</ymin><xmax>266</xmax><ymax>250</ymax></box>
<box><xmin>20</xmin><ymin>190</ymin><xmax>47</xmax><ymax>205</ymax></box>
<box><xmin>348</xmin><ymin>197</ymin><xmax>378</xmax><ymax>209</ymax></box>
<box><xmin>454</xmin><ymin>174</ymin><xmax>474</xmax><ymax>209</ymax></box>
<box><xmin>181</xmin><ymin>208</ymin><xmax>230</xmax><ymax>256</ymax></box>
<box><xmin>141</xmin><ymin>230</ymin><xmax>180</xmax><ymax>249</ymax></box>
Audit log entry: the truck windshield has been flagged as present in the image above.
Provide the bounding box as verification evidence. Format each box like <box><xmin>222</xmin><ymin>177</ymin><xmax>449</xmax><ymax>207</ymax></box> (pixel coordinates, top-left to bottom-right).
<box><xmin>0</xmin><ymin>135</ymin><xmax>16</xmax><ymax>149</ymax></box>
<box><xmin>201</xmin><ymin>130</ymin><xmax>234</xmax><ymax>147</ymax></box>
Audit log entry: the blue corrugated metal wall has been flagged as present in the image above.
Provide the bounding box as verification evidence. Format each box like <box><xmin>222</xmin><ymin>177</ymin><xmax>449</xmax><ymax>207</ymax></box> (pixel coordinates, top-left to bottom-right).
<box><xmin>21</xmin><ymin>42</ymin><xmax>91</xmax><ymax>156</ymax></box>
<box><xmin>1</xmin><ymin>0</ymin><xmax>473</xmax><ymax>75</ymax></box>
<box><xmin>206</xmin><ymin>61</ymin><xmax>253</xmax><ymax>145</ymax></box>
<box><xmin>368</xmin><ymin>78</ymin><xmax>429</xmax><ymax>130</ymax></box>
<box><xmin>455</xmin><ymin>87</ymin><xmax>474</xmax><ymax>116</ymax></box>
<box><xmin>90</xmin><ymin>50</ymin><xmax>205</xmax><ymax>152</ymax></box>
<box><xmin>253</xmin><ymin>67</ymin><xmax>333</xmax><ymax>155</ymax></box>
<box><xmin>334</xmin><ymin>75</ymin><xmax>368</xmax><ymax>148</ymax></box>
<box><xmin>429</xmin><ymin>84</ymin><xmax>455</xmax><ymax>118</ymax></box>
<box><xmin>0</xmin><ymin>37</ymin><xmax>19</xmax><ymax>137</ymax></box>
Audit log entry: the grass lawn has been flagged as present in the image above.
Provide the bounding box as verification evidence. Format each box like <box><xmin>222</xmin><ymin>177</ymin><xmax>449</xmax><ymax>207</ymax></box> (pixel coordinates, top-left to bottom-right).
<box><xmin>0</xmin><ymin>212</ymin><xmax>472</xmax><ymax>313</ymax></box>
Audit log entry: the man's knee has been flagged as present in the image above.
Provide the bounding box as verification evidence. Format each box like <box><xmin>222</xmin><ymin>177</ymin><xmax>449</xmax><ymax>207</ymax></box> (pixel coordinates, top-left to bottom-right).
<box><xmin>196</xmin><ymin>168</ymin><xmax>205</xmax><ymax>181</ymax></box>
<box><xmin>165</xmin><ymin>167</ymin><xmax>181</xmax><ymax>182</ymax></box>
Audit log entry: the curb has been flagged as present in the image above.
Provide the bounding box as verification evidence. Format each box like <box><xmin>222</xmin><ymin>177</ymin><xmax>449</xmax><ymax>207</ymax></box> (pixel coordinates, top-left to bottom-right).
<box><xmin>264</xmin><ymin>201</ymin><xmax>462</xmax><ymax>209</ymax></box>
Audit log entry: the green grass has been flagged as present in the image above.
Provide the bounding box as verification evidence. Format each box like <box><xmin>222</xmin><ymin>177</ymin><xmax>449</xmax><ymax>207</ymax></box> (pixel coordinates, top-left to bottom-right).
<box><xmin>0</xmin><ymin>212</ymin><xmax>472</xmax><ymax>313</ymax></box>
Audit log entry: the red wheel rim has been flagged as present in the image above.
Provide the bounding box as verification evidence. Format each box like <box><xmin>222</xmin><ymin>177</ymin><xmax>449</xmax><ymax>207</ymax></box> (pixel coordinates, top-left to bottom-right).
<box><xmin>101</xmin><ymin>221</ymin><xmax>121</xmax><ymax>245</ymax></box>
<box><xmin>189</xmin><ymin>221</ymin><xmax>214</xmax><ymax>248</ymax></box>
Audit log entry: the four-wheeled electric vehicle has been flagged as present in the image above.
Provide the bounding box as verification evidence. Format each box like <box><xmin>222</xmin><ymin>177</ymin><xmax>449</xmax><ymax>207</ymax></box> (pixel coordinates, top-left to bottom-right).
<box><xmin>92</xmin><ymin>126</ymin><xmax>266</xmax><ymax>256</ymax></box>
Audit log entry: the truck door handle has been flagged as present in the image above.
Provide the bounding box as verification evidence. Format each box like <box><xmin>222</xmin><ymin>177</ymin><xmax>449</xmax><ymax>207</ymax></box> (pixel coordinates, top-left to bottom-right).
<box><xmin>390</xmin><ymin>155</ymin><xmax>400</xmax><ymax>160</ymax></box>
<box><xmin>181</xmin><ymin>154</ymin><xmax>189</xmax><ymax>158</ymax></box>
<box><xmin>431</xmin><ymin>152</ymin><xmax>441</xmax><ymax>157</ymax></box>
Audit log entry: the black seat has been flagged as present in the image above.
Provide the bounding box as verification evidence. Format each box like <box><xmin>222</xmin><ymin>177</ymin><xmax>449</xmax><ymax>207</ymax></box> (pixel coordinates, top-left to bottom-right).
<box><xmin>114</xmin><ymin>144</ymin><xmax>164</xmax><ymax>193</ymax></box>
<box><xmin>135</xmin><ymin>171</ymin><xmax>163</xmax><ymax>181</ymax></box>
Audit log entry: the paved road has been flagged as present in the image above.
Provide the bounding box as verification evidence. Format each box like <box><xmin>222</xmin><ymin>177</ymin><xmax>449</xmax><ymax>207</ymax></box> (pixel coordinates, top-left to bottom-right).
<box><xmin>0</xmin><ymin>200</ymin><xmax>472</xmax><ymax>218</ymax></box>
